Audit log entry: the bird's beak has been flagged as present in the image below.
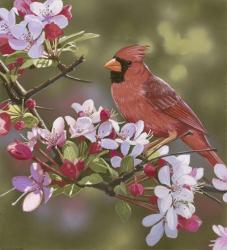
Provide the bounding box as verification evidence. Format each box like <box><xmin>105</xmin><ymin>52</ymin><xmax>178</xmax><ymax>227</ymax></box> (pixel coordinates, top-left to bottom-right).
<box><xmin>104</xmin><ymin>58</ymin><xmax>122</xmax><ymax>72</ymax></box>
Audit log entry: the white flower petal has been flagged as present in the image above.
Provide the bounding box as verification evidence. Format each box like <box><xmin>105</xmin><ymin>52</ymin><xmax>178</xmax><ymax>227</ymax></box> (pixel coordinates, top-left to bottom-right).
<box><xmin>100</xmin><ymin>139</ymin><xmax>118</xmax><ymax>150</ymax></box>
<box><xmin>134</xmin><ymin>158</ymin><xmax>142</xmax><ymax>166</ymax></box>
<box><xmin>22</xmin><ymin>191</ymin><xmax>43</xmax><ymax>212</ymax></box>
<box><xmin>111</xmin><ymin>156</ymin><xmax>122</xmax><ymax>168</ymax></box>
<box><xmin>146</xmin><ymin>221</ymin><xmax>164</xmax><ymax>247</ymax></box>
<box><xmin>82</xmin><ymin>99</ymin><xmax>94</xmax><ymax>114</ymax></box>
<box><xmin>223</xmin><ymin>193</ymin><xmax>227</xmax><ymax>203</ymax></box>
<box><xmin>142</xmin><ymin>213</ymin><xmax>163</xmax><ymax>227</ymax></box>
<box><xmin>28</xmin><ymin>20</ymin><xmax>43</xmax><ymax>40</ymax></box>
<box><xmin>65</xmin><ymin>116</ymin><xmax>76</xmax><ymax>128</ymax></box>
<box><xmin>9</xmin><ymin>37</ymin><xmax>27</xmax><ymax>50</ymax></box>
<box><xmin>212</xmin><ymin>178</ymin><xmax>227</xmax><ymax>191</ymax></box>
<box><xmin>158</xmin><ymin>165</ymin><xmax>171</xmax><ymax>186</ymax></box>
<box><xmin>177</xmin><ymin>154</ymin><xmax>190</xmax><ymax>165</ymax></box>
<box><xmin>214</xmin><ymin>164</ymin><xmax>227</xmax><ymax>181</ymax></box>
<box><xmin>157</xmin><ymin>145</ymin><xmax>169</xmax><ymax>156</ymax></box>
<box><xmin>50</xmin><ymin>15</ymin><xmax>68</xmax><ymax>28</ymax></box>
<box><xmin>154</xmin><ymin>186</ymin><xmax>170</xmax><ymax>198</ymax></box>
<box><xmin>120</xmin><ymin>141</ymin><xmax>130</xmax><ymax>156</ymax></box>
<box><xmin>0</xmin><ymin>8</ymin><xmax>9</xmax><ymax>21</ymax></box>
<box><xmin>98</xmin><ymin>121</ymin><xmax>112</xmax><ymax>138</ymax></box>
<box><xmin>45</xmin><ymin>0</ymin><xmax>63</xmax><ymax>15</ymax></box>
<box><xmin>158</xmin><ymin>195</ymin><xmax>172</xmax><ymax>213</ymax></box>
<box><xmin>30</xmin><ymin>2</ymin><xmax>45</xmax><ymax>17</ymax></box>
<box><xmin>165</xmin><ymin>224</ymin><xmax>178</xmax><ymax>239</ymax></box>
<box><xmin>71</xmin><ymin>103</ymin><xmax>83</xmax><ymax>113</ymax></box>
<box><xmin>134</xmin><ymin>120</ymin><xmax>144</xmax><ymax>138</ymax></box>
<box><xmin>130</xmin><ymin>144</ymin><xmax>144</xmax><ymax>158</ymax></box>
<box><xmin>166</xmin><ymin>207</ymin><xmax>178</xmax><ymax>230</ymax></box>
<box><xmin>52</xmin><ymin>117</ymin><xmax>65</xmax><ymax>134</ymax></box>
<box><xmin>121</xmin><ymin>123</ymin><xmax>136</xmax><ymax>139</ymax></box>
<box><xmin>76</xmin><ymin>117</ymin><xmax>93</xmax><ymax>129</ymax></box>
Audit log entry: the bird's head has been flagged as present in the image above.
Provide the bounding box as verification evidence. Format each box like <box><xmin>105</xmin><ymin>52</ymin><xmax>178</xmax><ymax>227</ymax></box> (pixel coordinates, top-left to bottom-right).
<box><xmin>104</xmin><ymin>45</ymin><xmax>149</xmax><ymax>83</ymax></box>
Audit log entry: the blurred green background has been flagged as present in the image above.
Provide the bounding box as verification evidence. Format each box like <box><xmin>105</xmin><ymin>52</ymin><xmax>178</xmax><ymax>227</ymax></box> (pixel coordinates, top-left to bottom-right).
<box><xmin>0</xmin><ymin>0</ymin><xmax>227</xmax><ymax>249</ymax></box>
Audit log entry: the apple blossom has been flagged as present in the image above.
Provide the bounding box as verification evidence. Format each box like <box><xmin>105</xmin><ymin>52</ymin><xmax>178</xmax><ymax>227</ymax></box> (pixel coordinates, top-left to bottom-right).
<box><xmin>212</xmin><ymin>164</ymin><xmax>227</xmax><ymax>203</ymax></box>
<box><xmin>0</xmin><ymin>8</ymin><xmax>16</xmax><ymax>35</ymax></box>
<box><xmin>128</xmin><ymin>183</ymin><xmax>144</xmax><ymax>197</ymax></box>
<box><xmin>110</xmin><ymin>141</ymin><xmax>144</xmax><ymax>168</ymax></box>
<box><xmin>28</xmin><ymin>0</ymin><xmax>68</xmax><ymax>28</ymax></box>
<box><xmin>9</xmin><ymin>19</ymin><xmax>45</xmax><ymax>58</ymax></box>
<box><xmin>27</xmin><ymin>127</ymin><xmax>40</xmax><ymax>151</ymax></box>
<box><xmin>12</xmin><ymin>163</ymin><xmax>53</xmax><ymax>212</ymax></box>
<box><xmin>60</xmin><ymin>4</ymin><xmax>72</xmax><ymax>21</ymax></box>
<box><xmin>13</xmin><ymin>0</ymin><xmax>34</xmax><ymax>17</ymax></box>
<box><xmin>39</xmin><ymin>117</ymin><xmax>66</xmax><ymax>149</ymax></box>
<box><xmin>210</xmin><ymin>225</ymin><xmax>227</xmax><ymax>250</ymax></box>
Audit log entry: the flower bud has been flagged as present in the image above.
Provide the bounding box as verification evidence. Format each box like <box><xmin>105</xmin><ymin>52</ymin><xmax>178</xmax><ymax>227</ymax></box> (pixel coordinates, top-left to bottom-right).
<box><xmin>128</xmin><ymin>183</ymin><xmax>144</xmax><ymax>197</ymax></box>
<box><xmin>14</xmin><ymin>120</ymin><xmax>25</xmax><ymax>131</ymax></box>
<box><xmin>76</xmin><ymin>160</ymin><xmax>85</xmax><ymax>172</ymax></box>
<box><xmin>60</xmin><ymin>160</ymin><xmax>84</xmax><ymax>180</ymax></box>
<box><xmin>0</xmin><ymin>112</ymin><xmax>11</xmax><ymax>136</ymax></box>
<box><xmin>100</xmin><ymin>108</ymin><xmax>111</xmax><ymax>122</ymax></box>
<box><xmin>89</xmin><ymin>142</ymin><xmax>102</xmax><ymax>154</ymax></box>
<box><xmin>7</xmin><ymin>141</ymin><xmax>32</xmax><ymax>160</ymax></box>
<box><xmin>0</xmin><ymin>102</ymin><xmax>9</xmax><ymax>110</ymax></box>
<box><xmin>149</xmin><ymin>195</ymin><xmax>158</xmax><ymax>205</ymax></box>
<box><xmin>60</xmin><ymin>5</ymin><xmax>72</xmax><ymax>20</ymax></box>
<box><xmin>44</xmin><ymin>22</ymin><xmax>64</xmax><ymax>41</ymax></box>
<box><xmin>144</xmin><ymin>163</ymin><xmax>156</xmax><ymax>177</ymax></box>
<box><xmin>178</xmin><ymin>215</ymin><xmax>202</xmax><ymax>232</ymax></box>
<box><xmin>25</xmin><ymin>99</ymin><xmax>36</xmax><ymax>109</ymax></box>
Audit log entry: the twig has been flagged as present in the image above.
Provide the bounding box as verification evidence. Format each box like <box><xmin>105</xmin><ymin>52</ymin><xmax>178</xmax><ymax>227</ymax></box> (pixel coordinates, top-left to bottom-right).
<box><xmin>25</xmin><ymin>56</ymin><xmax>85</xmax><ymax>98</ymax></box>
<box><xmin>64</xmin><ymin>74</ymin><xmax>92</xmax><ymax>83</ymax></box>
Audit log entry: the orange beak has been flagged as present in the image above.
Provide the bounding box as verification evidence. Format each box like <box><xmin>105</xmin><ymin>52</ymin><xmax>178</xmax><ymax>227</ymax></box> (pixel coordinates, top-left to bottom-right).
<box><xmin>104</xmin><ymin>58</ymin><xmax>122</xmax><ymax>72</ymax></box>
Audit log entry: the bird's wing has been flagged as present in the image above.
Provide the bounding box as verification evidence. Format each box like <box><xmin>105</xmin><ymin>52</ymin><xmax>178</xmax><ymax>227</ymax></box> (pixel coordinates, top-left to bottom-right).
<box><xmin>143</xmin><ymin>76</ymin><xmax>207</xmax><ymax>134</ymax></box>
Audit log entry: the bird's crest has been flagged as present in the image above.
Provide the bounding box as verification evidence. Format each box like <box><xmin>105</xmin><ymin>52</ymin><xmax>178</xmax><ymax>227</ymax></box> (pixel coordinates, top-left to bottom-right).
<box><xmin>115</xmin><ymin>44</ymin><xmax>149</xmax><ymax>62</ymax></box>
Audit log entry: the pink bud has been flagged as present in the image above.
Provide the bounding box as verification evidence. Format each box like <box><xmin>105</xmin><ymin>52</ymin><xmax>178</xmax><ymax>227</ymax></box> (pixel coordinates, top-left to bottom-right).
<box><xmin>157</xmin><ymin>159</ymin><xmax>166</xmax><ymax>167</ymax></box>
<box><xmin>60</xmin><ymin>160</ymin><xmax>78</xmax><ymax>180</ymax></box>
<box><xmin>0</xmin><ymin>112</ymin><xmax>11</xmax><ymax>136</ymax></box>
<box><xmin>14</xmin><ymin>0</ymin><xmax>34</xmax><ymax>17</ymax></box>
<box><xmin>60</xmin><ymin>5</ymin><xmax>73</xmax><ymax>20</ymax></box>
<box><xmin>7</xmin><ymin>141</ymin><xmax>32</xmax><ymax>160</ymax></box>
<box><xmin>14</xmin><ymin>120</ymin><xmax>25</xmax><ymax>131</ymax></box>
<box><xmin>0</xmin><ymin>35</ymin><xmax>15</xmax><ymax>55</ymax></box>
<box><xmin>44</xmin><ymin>23</ymin><xmax>64</xmax><ymax>41</ymax></box>
<box><xmin>144</xmin><ymin>163</ymin><xmax>156</xmax><ymax>177</ymax></box>
<box><xmin>128</xmin><ymin>183</ymin><xmax>144</xmax><ymax>197</ymax></box>
<box><xmin>89</xmin><ymin>142</ymin><xmax>102</xmax><ymax>154</ymax></box>
<box><xmin>16</xmin><ymin>57</ymin><xmax>24</xmax><ymax>66</ymax></box>
<box><xmin>0</xmin><ymin>102</ymin><xmax>9</xmax><ymax>111</ymax></box>
<box><xmin>76</xmin><ymin>160</ymin><xmax>85</xmax><ymax>172</ymax></box>
<box><xmin>100</xmin><ymin>108</ymin><xmax>111</xmax><ymax>122</ymax></box>
<box><xmin>178</xmin><ymin>215</ymin><xmax>202</xmax><ymax>232</ymax></box>
<box><xmin>25</xmin><ymin>98</ymin><xmax>36</xmax><ymax>109</ymax></box>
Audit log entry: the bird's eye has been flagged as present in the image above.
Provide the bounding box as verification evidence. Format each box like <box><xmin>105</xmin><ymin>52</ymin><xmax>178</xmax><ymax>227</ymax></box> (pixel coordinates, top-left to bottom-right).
<box><xmin>127</xmin><ymin>61</ymin><xmax>132</xmax><ymax>66</ymax></box>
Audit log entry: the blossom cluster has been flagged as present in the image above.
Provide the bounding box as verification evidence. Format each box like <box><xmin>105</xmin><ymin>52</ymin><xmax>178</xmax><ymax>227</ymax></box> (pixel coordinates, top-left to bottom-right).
<box><xmin>0</xmin><ymin>0</ymin><xmax>72</xmax><ymax>58</ymax></box>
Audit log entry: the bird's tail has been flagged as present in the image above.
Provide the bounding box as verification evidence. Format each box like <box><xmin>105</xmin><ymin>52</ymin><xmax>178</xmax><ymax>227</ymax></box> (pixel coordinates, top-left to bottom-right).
<box><xmin>182</xmin><ymin>131</ymin><xmax>225</xmax><ymax>167</ymax></box>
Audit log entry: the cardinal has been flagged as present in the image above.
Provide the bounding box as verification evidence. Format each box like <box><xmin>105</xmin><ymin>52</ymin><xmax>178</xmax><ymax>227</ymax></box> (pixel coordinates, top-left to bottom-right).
<box><xmin>104</xmin><ymin>45</ymin><xmax>224</xmax><ymax>167</ymax></box>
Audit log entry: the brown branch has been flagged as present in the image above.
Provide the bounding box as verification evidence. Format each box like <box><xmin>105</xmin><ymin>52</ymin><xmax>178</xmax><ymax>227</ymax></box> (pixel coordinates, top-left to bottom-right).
<box><xmin>25</xmin><ymin>56</ymin><xmax>85</xmax><ymax>99</ymax></box>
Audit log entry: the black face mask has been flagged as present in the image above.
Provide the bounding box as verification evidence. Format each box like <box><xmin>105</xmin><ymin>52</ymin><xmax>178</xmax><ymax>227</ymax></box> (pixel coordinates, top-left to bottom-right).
<box><xmin>110</xmin><ymin>57</ymin><xmax>132</xmax><ymax>83</ymax></box>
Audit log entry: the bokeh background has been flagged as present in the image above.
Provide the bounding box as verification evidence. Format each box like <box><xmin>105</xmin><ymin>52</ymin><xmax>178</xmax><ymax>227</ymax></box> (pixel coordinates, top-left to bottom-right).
<box><xmin>0</xmin><ymin>0</ymin><xmax>227</xmax><ymax>249</ymax></box>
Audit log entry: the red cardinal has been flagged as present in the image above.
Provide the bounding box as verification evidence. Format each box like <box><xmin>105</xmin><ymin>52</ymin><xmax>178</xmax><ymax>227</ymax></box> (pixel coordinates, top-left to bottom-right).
<box><xmin>104</xmin><ymin>45</ymin><xmax>224</xmax><ymax>167</ymax></box>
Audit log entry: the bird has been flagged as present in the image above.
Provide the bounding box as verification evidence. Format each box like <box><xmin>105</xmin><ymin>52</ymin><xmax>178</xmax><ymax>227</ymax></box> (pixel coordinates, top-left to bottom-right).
<box><xmin>104</xmin><ymin>44</ymin><xmax>224</xmax><ymax>167</ymax></box>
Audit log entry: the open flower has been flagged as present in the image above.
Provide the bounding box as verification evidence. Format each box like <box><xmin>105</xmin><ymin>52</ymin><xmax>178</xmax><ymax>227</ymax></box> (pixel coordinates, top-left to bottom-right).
<box><xmin>9</xmin><ymin>19</ymin><xmax>44</xmax><ymax>58</ymax></box>
<box><xmin>12</xmin><ymin>163</ymin><xmax>53</xmax><ymax>212</ymax></box>
<box><xmin>0</xmin><ymin>8</ymin><xmax>16</xmax><ymax>35</ymax></box>
<box><xmin>212</xmin><ymin>164</ymin><xmax>227</xmax><ymax>203</ymax></box>
<box><xmin>110</xmin><ymin>141</ymin><xmax>144</xmax><ymax>168</ymax></box>
<box><xmin>65</xmin><ymin>116</ymin><xmax>96</xmax><ymax>141</ymax></box>
<box><xmin>115</xmin><ymin>120</ymin><xmax>150</xmax><ymax>146</ymax></box>
<box><xmin>210</xmin><ymin>225</ymin><xmax>227</xmax><ymax>250</ymax></box>
<box><xmin>39</xmin><ymin>117</ymin><xmax>66</xmax><ymax>149</ymax></box>
<box><xmin>142</xmin><ymin>211</ymin><xmax>178</xmax><ymax>246</ymax></box>
<box><xmin>28</xmin><ymin>0</ymin><xmax>68</xmax><ymax>28</ymax></box>
<box><xmin>0</xmin><ymin>112</ymin><xmax>11</xmax><ymax>135</ymax></box>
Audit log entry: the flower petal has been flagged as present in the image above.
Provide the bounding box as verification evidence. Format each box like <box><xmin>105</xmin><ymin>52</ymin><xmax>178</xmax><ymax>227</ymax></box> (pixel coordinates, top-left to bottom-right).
<box><xmin>165</xmin><ymin>224</ymin><xmax>178</xmax><ymax>239</ymax></box>
<box><xmin>166</xmin><ymin>206</ymin><xmax>178</xmax><ymax>230</ymax></box>
<box><xmin>212</xmin><ymin>178</ymin><xmax>227</xmax><ymax>191</ymax></box>
<box><xmin>134</xmin><ymin>120</ymin><xmax>144</xmax><ymax>138</ymax></box>
<box><xmin>214</xmin><ymin>164</ymin><xmax>227</xmax><ymax>181</ymax></box>
<box><xmin>130</xmin><ymin>144</ymin><xmax>144</xmax><ymax>158</ymax></box>
<box><xmin>8</xmin><ymin>37</ymin><xmax>27</xmax><ymax>50</ymax></box>
<box><xmin>30</xmin><ymin>2</ymin><xmax>45</xmax><ymax>17</ymax></box>
<box><xmin>82</xmin><ymin>99</ymin><xmax>94</xmax><ymax>114</ymax></box>
<box><xmin>71</xmin><ymin>103</ymin><xmax>83</xmax><ymax>113</ymax></box>
<box><xmin>98</xmin><ymin>121</ymin><xmax>112</xmax><ymax>138</ymax></box>
<box><xmin>52</xmin><ymin>117</ymin><xmax>65</xmax><ymax>134</ymax></box>
<box><xmin>45</xmin><ymin>0</ymin><xmax>63</xmax><ymax>15</ymax></box>
<box><xmin>111</xmin><ymin>156</ymin><xmax>122</xmax><ymax>168</ymax></box>
<box><xmin>223</xmin><ymin>192</ymin><xmax>227</xmax><ymax>203</ymax></box>
<box><xmin>100</xmin><ymin>139</ymin><xmax>118</xmax><ymax>150</ymax></box>
<box><xmin>154</xmin><ymin>186</ymin><xmax>170</xmax><ymax>198</ymax></box>
<box><xmin>28</xmin><ymin>44</ymin><xmax>44</xmax><ymax>58</ymax></box>
<box><xmin>43</xmin><ymin>187</ymin><xmax>53</xmax><ymax>203</ymax></box>
<box><xmin>158</xmin><ymin>165</ymin><xmax>171</xmax><ymax>186</ymax></box>
<box><xmin>50</xmin><ymin>15</ymin><xmax>68</xmax><ymax>28</ymax></box>
<box><xmin>120</xmin><ymin>123</ymin><xmax>136</xmax><ymax>139</ymax></box>
<box><xmin>22</xmin><ymin>191</ymin><xmax>43</xmax><ymax>212</ymax></box>
<box><xmin>145</xmin><ymin>221</ymin><xmax>164</xmax><ymax>247</ymax></box>
<box><xmin>120</xmin><ymin>141</ymin><xmax>130</xmax><ymax>156</ymax></box>
<box><xmin>12</xmin><ymin>176</ymin><xmax>34</xmax><ymax>192</ymax></box>
<box><xmin>30</xmin><ymin>163</ymin><xmax>44</xmax><ymax>183</ymax></box>
<box><xmin>142</xmin><ymin>213</ymin><xmax>163</xmax><ymax>227</ymax></box>
<box><xmin>157</xmin><ymin>195</ymin><xmax>172</xmax><ymax>213</ymax></box>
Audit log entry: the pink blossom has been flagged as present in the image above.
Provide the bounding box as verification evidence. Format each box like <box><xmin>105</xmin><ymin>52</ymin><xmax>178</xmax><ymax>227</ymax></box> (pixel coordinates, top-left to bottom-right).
<box><xmin>44</xmin><ymin>22</ymin><xmax>63</xmax><ymax>40</ymax></box>
<box><xmin>210</xmin><ymin>225</ymin><xmax>227</xmax><ymax>250</ymax></box>
<box><xmin>60</xmin><ymin>5</ymin><xmax>72</xmax><ymax>21</ymax></box>
<box><xmin>0</xmin><ymin>112</ymin><xmax>11</xmax><ymax>136</ymax></box>
<box><xmin>7</xmin><ymin>141</ymin><xmax>32</xmax><ymax>160</ymax></box>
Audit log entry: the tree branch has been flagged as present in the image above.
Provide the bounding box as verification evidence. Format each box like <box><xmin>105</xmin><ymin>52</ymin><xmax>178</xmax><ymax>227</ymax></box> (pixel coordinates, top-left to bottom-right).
<box><xmin>25</xmin><ymin>56</ymin><xmax>85</xmax><ymax>99</ymax></box>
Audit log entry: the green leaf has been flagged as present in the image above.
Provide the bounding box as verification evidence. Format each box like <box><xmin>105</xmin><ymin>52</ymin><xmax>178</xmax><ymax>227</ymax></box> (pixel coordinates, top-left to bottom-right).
<box><xmin>5</xmin><ymin>51</ymin><xmax>29</xmax><ymax>65</ymax></box>
<box><xmin>62</xmin><ymin>141</ymin><xmax>79</xmax><ymax>162</ymax></box>
<box><xmin>79</xmin><ymin>141</ymin><xmax>88</xmax><ymax>157</ymax></box>
<box><xmin>115</xmin><ymin>200</ymin><xmax>132</xmax><ymax>223</ymax></box>
<box><xmin>8</xmin><ymin>104</ymin><xmax>21</xmax><ymax>118</ymax></box>
<box><xmin>63</xmin><ymin>184</ymin><xmax>81</xmax><ymax>197</ymax></box>
<box><xmin>59</xmin><ymin>31</ymin><xmax>85</xmax><ymax>46</ymax></box>
<box><xmin>120</xmin><ymin>156</ymin><xmax>134</xmax><ymax>174</ymax></box>
<box><xmin>88</xmin><ymin>157</ymin><xmax>108</xmax><ymax>173</ymax></box>
<box><xmin>114</xmin><ymin>182</ymin><xmax>128</xmax><ymax>195</ymax></box>
<box><xmin>78</xmin><ymin>173</ymin><xmax>103</xmax><ymax>185</ymax></box>
<box><xmin>20</xmin><ymin>59</ymin><xmax>34</xmax><ymax>69</ymax></box>
<box><xmin>23</xmin><ymin>113</ymin><xmax>39</xmax><ymax>128</ymax></box>
<box><xmin>33</xmin><ymin>58</ymin><xmax>53</xmax><ymax>68</ymax></box>
<box><xmin>147</xmin><ymin>150</ymin><xmax>160</xmax><ymax>161</ymax></box>
<box><xmin>10</xmin><ymin>74</ymin><xmax>18</xmax><ymax>82</ymax></box>
<box><xmin>0</xmin><ymin>72</ymin><xmax>9</xmax><ymax>83</ymax></box>
<box><xmin>73</xmin><ymin>33</ymin><xmax>100</xmax><ymax>43</ymax></box>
